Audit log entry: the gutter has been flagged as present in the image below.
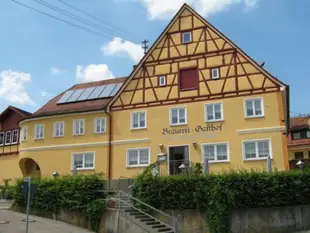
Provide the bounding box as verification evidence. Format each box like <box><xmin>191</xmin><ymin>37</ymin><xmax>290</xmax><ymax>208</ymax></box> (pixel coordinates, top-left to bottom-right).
<box><xmin>286</xmin><ymin>85</ymin><xmax>290</xmax><ymax>135</ymax></box>
<box><xmin>105</xmin><ymin>107</ymin><xmax>113</xmax><ymax>183</ymax></box>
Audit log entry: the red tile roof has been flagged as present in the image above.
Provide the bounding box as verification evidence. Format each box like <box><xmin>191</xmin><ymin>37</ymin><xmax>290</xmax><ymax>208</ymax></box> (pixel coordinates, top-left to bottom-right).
<box><xmin>288</xmin><ymin>117</ymin><xmax>310</xmax><ymax>147</ymax></box>
<box><xmin>30</xmin><ymin>77</ymin><xmax>127</xmax><ymax>118</ymax></box>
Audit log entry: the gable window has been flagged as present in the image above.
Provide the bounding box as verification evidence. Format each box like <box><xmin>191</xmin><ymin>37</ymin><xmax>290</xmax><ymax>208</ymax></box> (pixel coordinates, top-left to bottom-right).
<box><xmin>205</xmin><ymin>103</ymin><xmax>223</xmax><ymax>122</ymax></box>
<box><xmin>202</xmin><ymin>143</ymin><xmax>229</xmax><ymax>162</ymax></box>
<box><xmin>127</xmin><ymin>148</ymin><xmax>150</xmax><ymax>167</ymax></box>
<box><xmin>179</xmin><ymin>68</ymin><xmax>198</xmax><ymax>91</ymax></box>
<box><xmin>131</xmin><ymin>111</ymin><xmax>146</xmax><ymax>130</ymax></box>
<box><xmin>21</xmin><ymin>127</ymin><xmax>28</xmax><ymax>142</ymax></box>
<box><xmin>182</xmin><ymin>31</ymin><xmax>192</xmax><ymax>44</ymax></box>
<box><xmin>0</xmin><ymin>132</ymin><xmax>4</xmax><ymax>146</ymax></box>
<box><xmin>211</xmin><ymin>68</ymin><xmax>219</xmax><ymax>79</ymax></box>
<box><xmin>244</xmin><ymin>98</ymin><xmax>264</xmax><ymax>118</ymax></box>
<box><xmin>159</xmin><ymin>75</ymin><xmax>166</xmax><ymax>86</ymax></box>
<box><xmin>170</xmin><ymin>107</ymin><xmax>187</xmax><ymax>125</ymax></box>
<box><xmin>72</xmin><ymin>152</ymin><xmax>95</xmax><ymax>170</ymax></box>
<box><xmin>294</xmin><ymin>152</ymin><xmax>304</xmax><ymax>160</ymax></box>
<box><xmin>5</xmin><ymin>131</ymin><xmax>11</xmax><ymax>145</ymax></box>
<box><xmin>11</xmin><ymin>130</ymin><xmax>19</xmax><ymax>144</ymax></box>
<box><xmin>34</xmin><ymin>124</ymin><xmax>44</xmax><ymax>139</ymax></box>
<box><xmin>243</xmin><ymin>139</ymin><xmax>271</xmax><ymax>160</ymax></box>
<box><xmin>54</xmin><ymin>121</ymin><xmax>64</xmax><ymax>137</ymax></box>
<box><xmin>73</xmin><ymin>119</ymin><xmax>85</xmax><ymax>135</ymax></box>
<box><xmin>94</xmin><ymin>118</ymin><xmax>106</xmax><ymax>134</ymax></box>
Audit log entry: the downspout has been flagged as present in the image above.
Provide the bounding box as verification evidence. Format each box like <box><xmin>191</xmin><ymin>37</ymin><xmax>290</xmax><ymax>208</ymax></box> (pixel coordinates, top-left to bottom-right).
<box><xmin>105</xmin><ymin>108</ymin><xmax>113</xmax><ymax>185</ymax></box>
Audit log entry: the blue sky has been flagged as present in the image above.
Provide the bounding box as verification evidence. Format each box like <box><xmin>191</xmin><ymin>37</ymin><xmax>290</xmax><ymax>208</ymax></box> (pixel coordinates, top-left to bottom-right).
<box><xmin>0</xmin><ymin>0</ymin><xmax>309</xmax><ymax>116</ymax></box>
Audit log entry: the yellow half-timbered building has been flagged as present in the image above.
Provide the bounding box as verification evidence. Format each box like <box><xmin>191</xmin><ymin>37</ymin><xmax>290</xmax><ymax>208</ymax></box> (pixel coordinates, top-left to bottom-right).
<box><xmin>2</xmin><ymin>4</ymin><xmax>289</xmax><ymax>181</ymax></box>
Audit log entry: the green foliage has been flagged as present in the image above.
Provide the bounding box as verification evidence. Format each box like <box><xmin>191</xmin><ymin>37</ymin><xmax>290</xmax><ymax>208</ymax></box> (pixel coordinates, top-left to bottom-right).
<box><xmin>0</xmin><ymin>179</ymin><xmax>12</xmax><ymax>199</ymax></box>
<box><xmin>133</xmin><ymin>169</ymin><xmax>310</xmax><ymax>233</ymax></box>
<box><xmin>13</xmin><ymin>174</ymin><xmax>106</xmax><ymax>232</ymax></box>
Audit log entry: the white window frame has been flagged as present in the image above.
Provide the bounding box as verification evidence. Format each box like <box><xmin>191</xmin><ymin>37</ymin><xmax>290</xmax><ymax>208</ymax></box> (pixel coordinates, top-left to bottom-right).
<box><xmin>201</xmin><ymin>142</ymin><xmax>230</xmax><ymax>163</ymax></box>
<box><xmin>0</xmin><ymin>132</ymin><xmax>4</xmax><ymax>146</ymax></box>
<box><xmin>244</xmin><ymin>97</ymin><xmax>264</xmax><ymax>118</ymax></box>
<box><xmin>169</xmin><ymin>106</ymin><xmax>187</xmax><ymax>126</ymax></box>
<box><xmin>21</xmin><ymin>126</ymin><xmax>28</xmax><ymax>142</ymax></box>
<box><xmin>242</xmin><ymin>138</ymin><xmax>272</xmax><ymax>161</ymax></box>
<box><xmin>159</xmin><ymin>75</ymin><xmax>166</xmax><ymax>86</ymax></box>
<box><xmin>94</xmin><ymin>118</ymin><xmax>106</xmax><ymax>134</ymax></box>
<box><xmin>11</xmin><ymin>130</ymin><xmax>19</xmax><ymax>144</ymax></box>
<box><xmin>73</xmin><ymin>119</ymin><xmax>85</xmax><ymax>136</ymax></box>
<box><xmin>34</xmin><ymin>124</ymin><xmax>44</xmax><ymax>140</ymax></box>
<box><xmin>71</xmin><ymin>151</ymin><xmax>95</xmax><ymax>170</ymax></box>
<box><xmin>126</xmin><ymin>148</ymin><xmax>151</xmax><ymax>168</ymax></box>
<box><xmin>204</xmin><ymin>102</ymin><xmax>224</xmax><ymax>122</ymax></box>
<box><xmin>182</xmin><ymin>31</ymin><xmax>192</xmax><ymax>44</ymax></box>
<box><xmin>53</xmin><ymin>121</ymin><xmax>64</xmax><ymax>137</ymax></box>
<box><xmin>130</xmin><ymin>111</ymin><xmax>147</xmax><ymax>130</ymax></box>
<box><xmin>5</xmin><ymin>131</ymin><xmax>11</xmax><ymax>145</ymax></box>
<box><xmin>211</xmin><ymin>68</ymin><xmax>219</xmax><ymax>79</ymax></box>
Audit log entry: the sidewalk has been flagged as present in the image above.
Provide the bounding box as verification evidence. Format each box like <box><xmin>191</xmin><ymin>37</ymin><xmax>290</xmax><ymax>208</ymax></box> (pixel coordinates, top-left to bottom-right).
<box><xmin>0</xmin><ymin>209</ymin><xmax>94</xmax><ymax>233</ymax></box>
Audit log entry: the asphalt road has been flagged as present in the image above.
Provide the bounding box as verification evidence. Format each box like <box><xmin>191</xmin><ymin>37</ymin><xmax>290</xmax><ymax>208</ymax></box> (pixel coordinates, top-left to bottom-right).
<box><xmin>0</xmin><ymin>210</ymin><xmax>94</xmax><ymax>233</ymax></box>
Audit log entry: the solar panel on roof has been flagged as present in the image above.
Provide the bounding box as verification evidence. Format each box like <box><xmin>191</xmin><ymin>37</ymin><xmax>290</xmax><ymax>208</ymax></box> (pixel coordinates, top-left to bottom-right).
<box><xmin>67</xmin><ymin>89</ymin><xmax>85</xmax><ymax>102</ymax></box>
<box><xmin>77</xmin><ymin>87</ymin><xmax>95</xmax><ymax>101</ymax></box>
<box><xmin>88</xmin><ymin>85</ymin><xmax>107</xmax><ymax>100</ymax></box>
<box><xmin>109</xmin><ymin>83</ymin><xmax>123</xmax><ymax>97</ymax></box>
<box><xmin>57</xmin><ymin>90</ymin><xmax>75</xmax><ymax>104</ymax></box>
<box><xmin>99</xmin><ymin>84</ymin><xmax>116</xmax><ymax>98</ymax></box>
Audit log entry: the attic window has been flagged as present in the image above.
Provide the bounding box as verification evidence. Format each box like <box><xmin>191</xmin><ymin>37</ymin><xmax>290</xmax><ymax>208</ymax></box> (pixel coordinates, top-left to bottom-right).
<box><xmin>182</xmin><ymin>32</ymin><xmax>192</xmax><ymax>44</ymax></box>
<box><xmin>211</xmin><ymin>68</ymin><xmax>219</xmax><ymax>79</ymax></box>
<box><xmin>159</xmin><ymin>76</ymin><xmax>166</xmax><ymax>86</ymax></box>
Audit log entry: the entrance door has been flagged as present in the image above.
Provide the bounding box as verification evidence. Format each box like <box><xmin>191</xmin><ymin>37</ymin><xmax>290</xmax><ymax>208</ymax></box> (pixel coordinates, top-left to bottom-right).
<box><xmin>168</xmin><ymin>145</ymin><xmax>189</xmax><ymax>175</ymax></box>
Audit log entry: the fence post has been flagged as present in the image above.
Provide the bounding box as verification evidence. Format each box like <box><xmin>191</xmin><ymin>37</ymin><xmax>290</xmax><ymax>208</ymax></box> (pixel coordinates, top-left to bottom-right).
<box><xmin>204</xmin><ymin>157</ymin><xmax>209</xmax><ymax>174</ymax></box>
<box><xmin>266</xmin><ymin>155</ymin><xmax>272</xmax><ymax>173</ymax></box>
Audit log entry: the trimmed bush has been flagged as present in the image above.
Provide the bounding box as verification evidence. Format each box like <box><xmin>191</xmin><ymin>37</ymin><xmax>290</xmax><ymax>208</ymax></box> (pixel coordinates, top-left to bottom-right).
<box><xmin>133</xmin><ymin>169</ymin><xmax>310</xmax><ymax>233</ymax></box>
<box><xmin>13</xmin><ymin>174</ymin><xmax>106</xmax><ymax>232</ymax></box>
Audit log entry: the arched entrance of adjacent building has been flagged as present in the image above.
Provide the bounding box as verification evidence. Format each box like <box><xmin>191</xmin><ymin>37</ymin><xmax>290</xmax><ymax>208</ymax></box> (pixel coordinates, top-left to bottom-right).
<box><xmin>19</xmin><ymin>158</ymin><xmax>41</xmax><ymax>178</ymax></box>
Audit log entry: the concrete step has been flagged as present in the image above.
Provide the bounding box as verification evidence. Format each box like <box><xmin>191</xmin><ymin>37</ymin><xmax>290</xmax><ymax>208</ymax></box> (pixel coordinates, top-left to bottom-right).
<box><xmin>152</xmin><ymin>224</ymin><xmax>166</xmax><ymax>229</ymax></box>
<box><xmin>135</xmin><ymin>215</ymin><xmax>151</xmax><ymax>219</ymax></box>
<box><xmin>140</xmin><ymin>218</ymin><xmax>156</xmax><ymax>222</ymax></box>
<box><xmin>145</xmin><ymin>221</ymin><xmax>161</xmax><ymax>225</ymax></box>
<box><xmin>158</xmin><ymin>228</ymin><xmax>172</xmax><ymax>232</ymax></box>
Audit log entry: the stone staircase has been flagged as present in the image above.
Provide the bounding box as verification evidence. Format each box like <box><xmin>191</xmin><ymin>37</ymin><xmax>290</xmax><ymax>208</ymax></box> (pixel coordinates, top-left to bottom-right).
<box><xmin>115</xmin><ymin>191</ymin><xmax>177</xmax><ymax>233</ymax></box>
<box><xmin>0</xmin><ymin>200</ymin><xmax>12</xmax><ymax>210</ymax></box>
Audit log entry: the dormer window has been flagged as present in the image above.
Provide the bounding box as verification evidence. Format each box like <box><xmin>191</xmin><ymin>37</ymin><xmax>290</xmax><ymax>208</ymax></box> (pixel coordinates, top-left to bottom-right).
<box><xmin>292</xmin><ymin>129</ymin><xmax>310</xmax><ymax>140</ymax></box>
<box><xmin>182</xmin><ymin>31</ymin><xmax>192</xmax><ymax>44</ymax></box>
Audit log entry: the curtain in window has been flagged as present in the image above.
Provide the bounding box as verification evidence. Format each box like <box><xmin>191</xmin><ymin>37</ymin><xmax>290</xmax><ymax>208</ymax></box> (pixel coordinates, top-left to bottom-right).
<box><xmin>74</xmin><ymin>154</ymin><xmax>83</xmax><ymax>168</ymax></box>
<box><xmin>257</xmin><ymin>141</ymin><xmax>269</xmax><ymax>158</ymax></box>
<box><xmin>245</xmin><ymin>142</ymin><xmax>256</xmax><ymax>159</ymax></box>
<box><xmin>128</xmin><ymin>151</ymin><xmax>138</xmax><ymax>165</ymax></box>
<box><xmin>84</xmin><ymin>153</ymin><xmax>94</xmax><ymax>168</ymax></box>
<box><xmin>171</xmin><ymin>109</ymin><xmax>178</xmax><ymax>124</ymax></box>
<box><xmin>246</xmin><ymin>101</ymin><xmax>254</xmax><ymax>116</ymax></box>
<box><xmin>204</xmin><ymin>145</ymin><xmax>215</xmax><ymax>160</ymax></box>
<box><xmin>139</xmin><ymin>113</ymin><xmax>145</xmax><ymax>127</ymax></box>
<box><xmin>139</xmin><ymin>149</ymin><xmax>149</xmax><ymax>164</ymax></box>
<box><xmin>214</xmin><ymin>104</ymin><xmax>222</xmax><ymax>119</ymax></box>
<box><xmin>133</xmin><ymin>114</ymin><xmax>139</xmax><ymax>128</ymax></box>
<box><xmin>207</xmin><ymin>105</ymin><xmax>214</xmax><ymax>120</ymax></box>
<box><xmin>217</xmin><ymin>144</ymin><xmax>227</xmax><ymax>160</ymax></box>
<box><xmin>254</xmin><ymin>99</ymin><xmax>262</xmax><ymax>115</ymax></box>
<box><xmin>179</xmin><ymin>108</ymin><xmax>186</xmax><ymax>123</ymax></box>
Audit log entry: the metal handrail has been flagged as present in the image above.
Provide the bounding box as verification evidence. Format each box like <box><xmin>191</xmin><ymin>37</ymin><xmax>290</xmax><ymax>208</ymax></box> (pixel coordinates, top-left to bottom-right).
<box><xmin>119</xmin><ymin>190</ymin><xmax>177</xmax><ymax>221</ymax></box>
<box><xmin>117</xmin><ymin>198</ymin><xmax>176</xmax><ymax>232</ymax></box>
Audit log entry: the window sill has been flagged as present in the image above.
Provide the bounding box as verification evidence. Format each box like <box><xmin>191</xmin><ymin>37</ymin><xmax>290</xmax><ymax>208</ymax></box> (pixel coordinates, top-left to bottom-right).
<box><xmin>245</xmin><ymin>115</ymin><xmax>265</xmax><ymax>119</ymax></box>
<box><xmin>34</xmin><ymin>138</ymin><xmax>44</xmax><ymax>141</ymax></box>
<box><xmin>94</xmin><ymin>132</ymin><xmax>106</xmax><ymax>134</ymax></box>
<box><xmin>180</xmin><ymin>87</ymin><xmax>198</xmax><ymax>92</ymax></box>
<box><xmin>130</xmin><ymin>127</ymin><xmax>147</xmax><ymax>131</ymax></box>
<box><xmin>205</xmin><ymin>119</ymin><xmax>224</xmax><ymax>123</ymax></box>
<box><xmin>127</xmin><ymin>164</ymin><xmax>149</xmax><ymax>168</ymax></box>
<box><xmin>73</xmin><ymin>134</ymin><xmax>84</xmax><ymax>136</ymax></box>
<box><xmin>170</xmin><ymin>123</ymin><xmax>188</xmax><ymax>127</ymax></box>
<box><xmin>71</xmin><ymin>168</ymin><xmax>95</xmax><ymax>171</ymax></box>
<box><xmin>208</xmin><ymin>160</ymin><xmax>230</xmax><ymax>164</ymax></box>
<box><xmin>244</xmin><ymin>157</ymin><xmax>272</xmax><ymax>162</ymax></box>
<box><xmin>53</xmin><ymin>135</ymin><xmax>64</xmax><ymax>138</ymax></box>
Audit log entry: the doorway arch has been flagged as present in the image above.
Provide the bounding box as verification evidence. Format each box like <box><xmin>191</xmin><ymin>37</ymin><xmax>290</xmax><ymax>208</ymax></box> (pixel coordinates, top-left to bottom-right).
<box><xmin>19</xmin><ymin>158</ymin><xmax>41</xmax><ymax>178</ymax></box>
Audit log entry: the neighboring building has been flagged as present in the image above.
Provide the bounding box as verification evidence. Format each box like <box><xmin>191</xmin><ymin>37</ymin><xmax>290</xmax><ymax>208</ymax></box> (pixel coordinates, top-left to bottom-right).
<box><xmin>0</xmin><ymin>106</ymin><xmax>31</xmax><ymax>181</ymax></box>
<box><xmin>14</xmin><ymin>4</ymin><xmax>289</xmax><ymax>181</ymax></box>
<box><xmin>288</xmin><ymin>116</ymin><xmax>310</xmax><ymax>169</ymax></box>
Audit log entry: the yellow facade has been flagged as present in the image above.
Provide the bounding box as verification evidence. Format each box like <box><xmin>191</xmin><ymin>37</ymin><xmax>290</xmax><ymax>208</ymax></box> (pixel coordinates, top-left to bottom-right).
<box><xmin>0</xmin><ymin>4</ymin><xmax>290</xmax><ymax>181</ymax></box>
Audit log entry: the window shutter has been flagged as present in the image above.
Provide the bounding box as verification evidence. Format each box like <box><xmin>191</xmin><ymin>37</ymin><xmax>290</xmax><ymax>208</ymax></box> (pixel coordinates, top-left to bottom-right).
<box><xmin>179</xmin><ymin>68</ymin><xmax>198</xmax><ymax>91</ymax></box>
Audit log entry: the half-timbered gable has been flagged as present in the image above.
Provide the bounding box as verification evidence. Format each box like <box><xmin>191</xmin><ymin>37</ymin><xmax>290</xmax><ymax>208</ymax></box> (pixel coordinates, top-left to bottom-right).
<box><xmin>110</xmin><ymin>4</ymin><xmax>285</xmax><ymax>111</ymax></box>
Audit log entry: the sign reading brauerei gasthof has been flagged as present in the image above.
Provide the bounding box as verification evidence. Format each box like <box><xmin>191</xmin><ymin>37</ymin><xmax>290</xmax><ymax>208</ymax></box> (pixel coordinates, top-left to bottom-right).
<box><xmin>162</xmin><ymin>123</ymin><xmax>223</xmax><ymax>135</ymax></box>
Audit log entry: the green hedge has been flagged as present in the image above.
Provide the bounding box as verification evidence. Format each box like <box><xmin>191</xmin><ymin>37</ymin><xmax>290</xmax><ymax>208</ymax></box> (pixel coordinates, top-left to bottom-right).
<box><xmin>13</xmin><ymin>174</ymin><xmax>106</xmax><ymax>232</ymax></box>
<box><xmin>133</xmin><ymin>169</ymin><xmax>310</xmax><ymax>233</ymax></box>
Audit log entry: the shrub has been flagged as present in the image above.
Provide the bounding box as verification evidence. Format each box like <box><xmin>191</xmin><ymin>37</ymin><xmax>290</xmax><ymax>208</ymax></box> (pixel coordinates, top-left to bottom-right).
<box><xmin>13</xmin><ymin>174</ymin><xmax>106</xmax><ymax>232</ymax></box>
<box><xmin>133</xmin><ymin>169</ymin><xmax>310</xmax><ymax>233</ymax></box>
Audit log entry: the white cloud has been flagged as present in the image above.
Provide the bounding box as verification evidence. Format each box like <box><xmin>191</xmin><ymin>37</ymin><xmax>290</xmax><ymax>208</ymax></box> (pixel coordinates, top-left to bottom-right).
<box><xmin>50</xmin><ymin>67</ymin><xmax>62</xmax><ymax>76</ymax></box>
<box><xmin>41</xmin><ymin>91</ymin><xmax>54</xmax><ymax>98</ymax></box>
<box><xmin>135</xmin><ymin>0</ymin><xmax>259</xmax><ymax>20</ymax></box>
<box><xmin>76</xmin><ymin>64</ymin><xmax>114</xmax><ymax>83</ymax></box>
<box><xmin>101</xmin><ymin>37</ymin><xmax>144</xmax><ymax>63</ymax></box>
<box><xmin>0</xmin><ymin>70</ymin><xmax>34</xmax><ymax>105</ymax></box>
